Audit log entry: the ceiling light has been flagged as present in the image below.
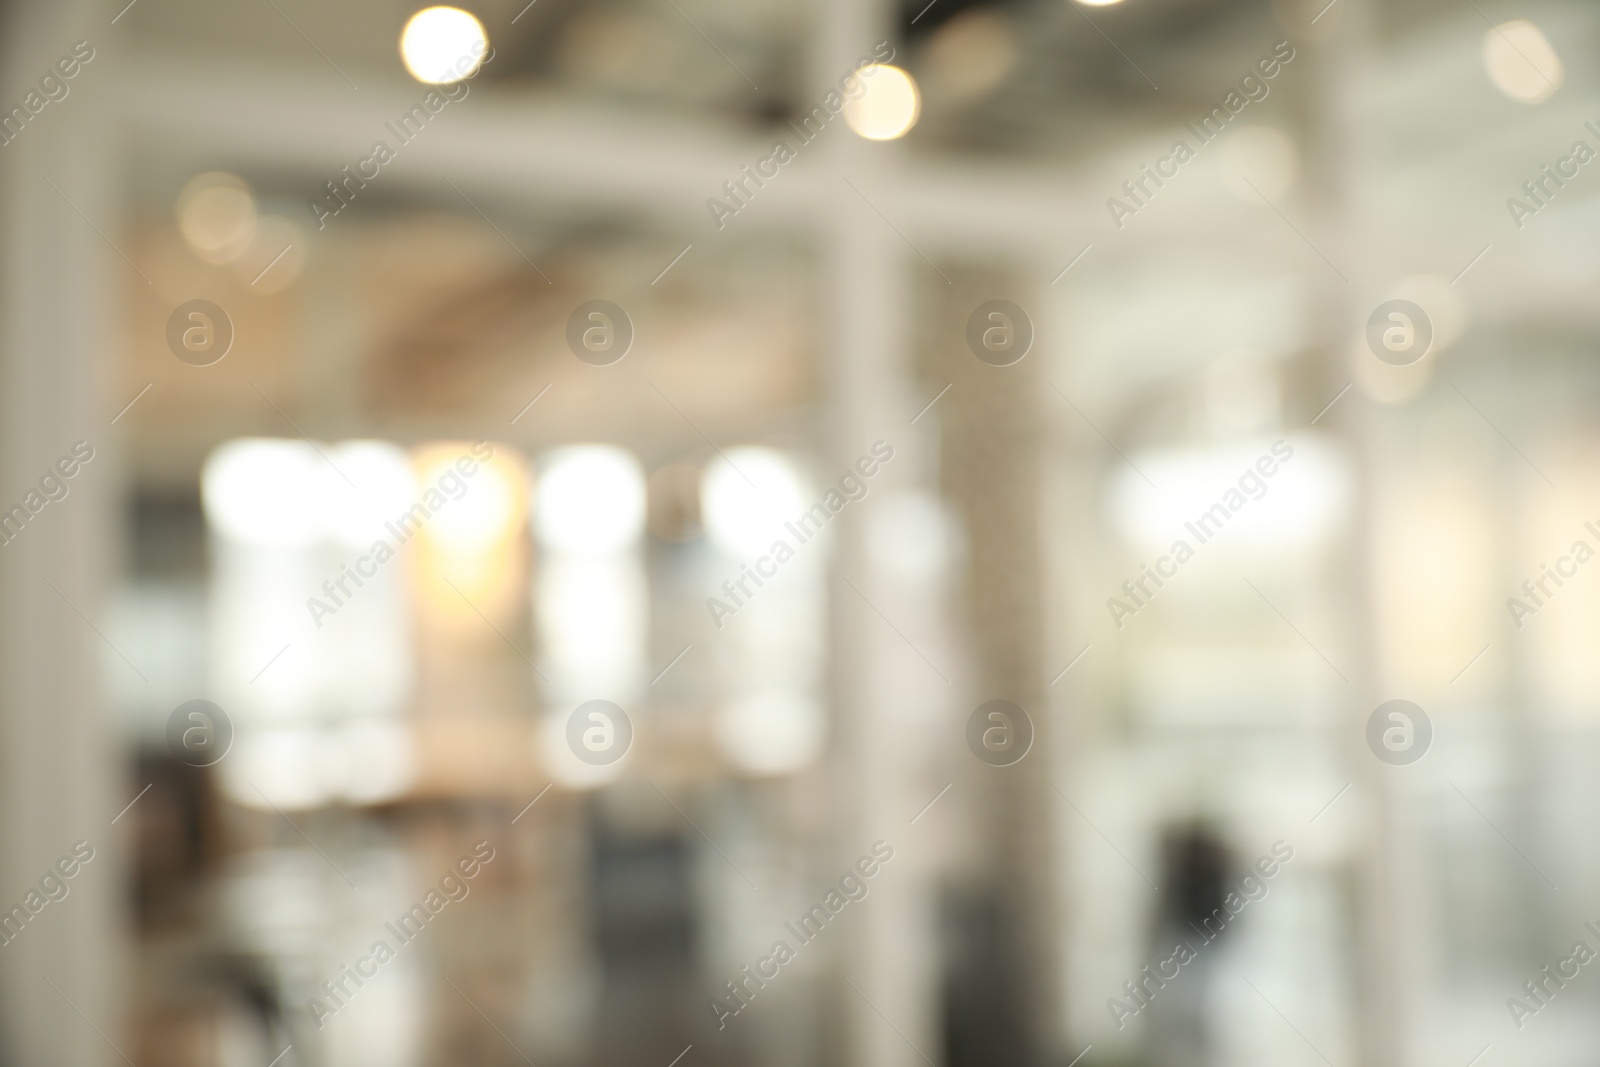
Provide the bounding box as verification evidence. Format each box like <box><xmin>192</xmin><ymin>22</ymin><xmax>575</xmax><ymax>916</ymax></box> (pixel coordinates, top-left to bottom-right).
<box><xmin>844</xmin><ymin>65</ymin><xmax>921</xmax><ymax>141</ymax></box>
<box><xmin>400</xmin><ymin>6</ymin><xmax>488</xmax><ymax>85</ymax></box>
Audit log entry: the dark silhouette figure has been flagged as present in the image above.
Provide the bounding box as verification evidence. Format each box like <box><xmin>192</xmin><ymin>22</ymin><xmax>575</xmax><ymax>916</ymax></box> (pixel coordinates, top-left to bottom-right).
<box><xmin>1145</xmin><ymin>822</ymin><xmax>1234</xmax><ymax>1067</ymax></box>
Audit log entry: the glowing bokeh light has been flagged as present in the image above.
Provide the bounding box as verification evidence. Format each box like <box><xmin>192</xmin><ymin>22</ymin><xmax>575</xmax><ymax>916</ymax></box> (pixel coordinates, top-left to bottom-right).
<box><xmin>1483</xmin><ymin>21</ymin><xmax>1562</xmax><ymax>104</ymax></box>
<box><xmin>534</xmin><ymin>446</ymin><xmax>645</xmax><ymax>554</ymax></box>
<box><xmin>844</xmin><ymin>65</ymin><xmax>922</xmax><ymax>141</ymax></box>
<box><xmin>400</xmin><ymin>6</ymin><xmax>488</xmax><ymax>84</ymax></box>
<box><xmin>701</xmin><ymin>448</ymin><xmax>807</xmax><ymax>559</ymax></box>
<box><xmin>177</xmin><ymin>172</ymin><xmax>257</xmax><ymax>265</ymax></box>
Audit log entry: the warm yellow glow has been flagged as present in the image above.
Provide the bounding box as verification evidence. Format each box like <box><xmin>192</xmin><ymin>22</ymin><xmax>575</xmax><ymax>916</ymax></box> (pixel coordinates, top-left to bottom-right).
<box><xmin>1076</xmin><ymin>0</ymin><xmax>1126</xmax><ymax>5</ymax></box>
<box><xmin>400</xmin><ymin>6</ymin><xmax>488</xmax><ymax>84</ymax></box>
<box><xmin>1373</xmin><ymin>472</ymin><xmax>1497</xmax><ymax>698</ymax></box>
<box><xmin>177</xmin><ymin>172</ymin><xmax>256</xmax><ymax>265</ymax></box>
<box><xmin>1483</xmin><ymin>20</ymin><xmax>1562</xmax><ymax>104</ymax></box>
<box><xmin>410</xmin><ymin>442</ymin><xmax>527</xmax><ymax>631</ymax></box>
<box><xmin>415</xmin><ymin>444</ymin><xmax>520</xmax><ymax>555</ymax></box>
<box><xmin>844</xmin><ymin>65</ymin><xmax>922</xmax><ymax>141</ymax></box>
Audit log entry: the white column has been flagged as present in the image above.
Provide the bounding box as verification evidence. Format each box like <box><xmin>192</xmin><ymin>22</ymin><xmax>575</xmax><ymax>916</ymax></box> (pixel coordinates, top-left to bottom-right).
<box><xmin>0</xmin><ymin>1</ymin><xmax>125</xmax><ymax>1064</ymax></box>
<box><xmin>814</xmin><ymin>2</ymin><xmax>942</xmax><ymax>1065</ymax></box>
<box><xmin>1304</xmin><ymin>1</ymin><xmax>1407</xmax><ymax>1063</ymax></box>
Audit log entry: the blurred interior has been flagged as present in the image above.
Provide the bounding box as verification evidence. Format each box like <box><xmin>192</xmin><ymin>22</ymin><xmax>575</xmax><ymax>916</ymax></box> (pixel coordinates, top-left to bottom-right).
<box><xmin>3</xmin><ymin>0</ymin><xmax>1600</xmax><ymax>1064</ymax></box>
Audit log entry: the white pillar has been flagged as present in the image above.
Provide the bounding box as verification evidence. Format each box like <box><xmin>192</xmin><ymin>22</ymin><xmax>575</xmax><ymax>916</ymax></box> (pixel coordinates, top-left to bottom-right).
<box><xmin>814</xmin><ymin>2</ymin><xmax>942</xmax><ymax>1064</ymax></box>
<box><xmin>0</xmin><ymin>2</ymin><xmax>125</xmax><ymax>1063</ymax></box>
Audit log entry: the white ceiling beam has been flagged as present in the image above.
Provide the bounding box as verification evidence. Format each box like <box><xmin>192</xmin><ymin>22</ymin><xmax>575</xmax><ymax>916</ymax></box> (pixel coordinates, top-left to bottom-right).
<box><xmin>117</xmin><ymin>52</ymin><xmax>1295</xmax><ymax>263</ymax></box>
